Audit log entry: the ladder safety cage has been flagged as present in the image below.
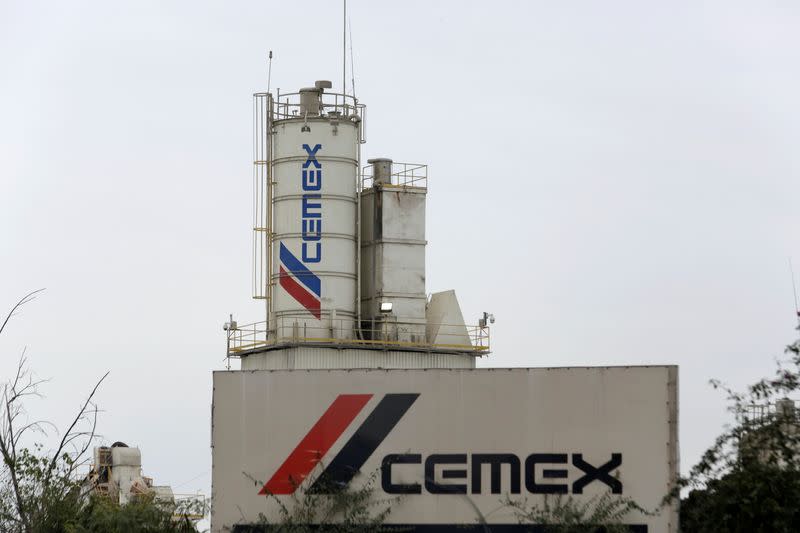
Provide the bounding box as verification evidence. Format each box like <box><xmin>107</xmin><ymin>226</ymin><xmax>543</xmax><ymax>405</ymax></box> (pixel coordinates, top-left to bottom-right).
<box><xmin>252</xmin><ymin>93</ymin><xmax>273</xmax><ymax>301</ymax></box>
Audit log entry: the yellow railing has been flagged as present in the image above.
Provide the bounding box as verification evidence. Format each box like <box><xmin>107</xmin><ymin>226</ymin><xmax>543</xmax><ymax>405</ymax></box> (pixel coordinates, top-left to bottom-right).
<box><xmin>226</xmin><ymin>318</ymin><xmax>489</xmax><ymax>356</ymax></box>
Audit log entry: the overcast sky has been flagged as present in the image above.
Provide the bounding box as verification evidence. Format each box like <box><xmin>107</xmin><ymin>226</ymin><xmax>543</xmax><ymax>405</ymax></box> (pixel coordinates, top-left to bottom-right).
<box><xmin>2</xmin><ymin>0</ymin><xmax>800</xmax><ymax>501</ymax></box>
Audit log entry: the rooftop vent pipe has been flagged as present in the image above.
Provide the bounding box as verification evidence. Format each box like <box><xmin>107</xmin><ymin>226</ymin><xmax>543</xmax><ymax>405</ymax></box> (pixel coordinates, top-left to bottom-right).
<box><xmin>299</xmin><ymin>80</ymin><xmax>333</xmax><ymax>117</ymax></box>
<box><xmin>368</xmin><ymin>158</ymin><xmax>393</xmax><ymax>185</ymax></box>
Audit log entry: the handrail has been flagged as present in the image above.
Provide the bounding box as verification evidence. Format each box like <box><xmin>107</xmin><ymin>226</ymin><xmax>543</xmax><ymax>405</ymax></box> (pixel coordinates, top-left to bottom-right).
<box><xmin>361</xmin><ymin>162</ymin><xmax>427</xmax><ymax>190</ymax></box>
<box><xmin>742</xmin><ymin>399</ymin><xmax>800</xmax><ymax>424</ymax></box>
<box><xmin>226</xmin><ymin>317</ymin><xmax>489</xmax><ymax>356</ymax></box>
<box><xmin>255</xmin><ymin>90</ymin><xmax>366</xmax><ymax>143</ymax></box>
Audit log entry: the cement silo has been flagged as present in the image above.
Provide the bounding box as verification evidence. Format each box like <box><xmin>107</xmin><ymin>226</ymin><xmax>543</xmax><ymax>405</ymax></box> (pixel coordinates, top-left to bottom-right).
<box><xmin>254</xmin><ymin>81</ymin><xmax>364</xmax><ymax>342</ymax></box>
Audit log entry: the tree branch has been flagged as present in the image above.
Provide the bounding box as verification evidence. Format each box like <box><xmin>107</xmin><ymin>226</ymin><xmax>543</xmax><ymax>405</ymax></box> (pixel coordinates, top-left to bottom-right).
<box><xmin>0</xmin><ymin>289</ymin><xmax>45</xmax><ymax>338</ymax></box>
<box><xmin>44</xmin><ymin>371</ymin><xmax>109</xmax><ymax>486</ymax></box>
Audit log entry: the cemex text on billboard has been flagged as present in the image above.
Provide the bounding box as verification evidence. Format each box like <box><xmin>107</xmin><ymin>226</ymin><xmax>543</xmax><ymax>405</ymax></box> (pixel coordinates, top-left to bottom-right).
<box><xmin>211</xmin><ymin>367</ymin><xmax>678</xmax><ymax>532</ymax></box>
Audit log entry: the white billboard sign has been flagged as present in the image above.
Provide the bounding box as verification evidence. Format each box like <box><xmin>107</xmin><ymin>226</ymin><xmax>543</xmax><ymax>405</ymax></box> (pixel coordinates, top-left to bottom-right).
<box><xmin>211</xmin><ymin>366</ymin><xmax>678</xmax><ymax>532</ymax></box>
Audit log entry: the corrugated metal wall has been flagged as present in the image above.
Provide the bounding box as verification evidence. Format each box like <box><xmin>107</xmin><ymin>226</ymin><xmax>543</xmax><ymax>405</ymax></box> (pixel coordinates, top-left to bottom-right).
<box><xmin>239</xmin><ymin>346</ymin><xmax>477</xmax><ymax>370</ymax></box>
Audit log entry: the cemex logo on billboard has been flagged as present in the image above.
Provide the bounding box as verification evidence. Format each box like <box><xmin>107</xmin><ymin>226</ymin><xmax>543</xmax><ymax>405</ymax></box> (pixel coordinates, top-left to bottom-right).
<box><xmin>259</xmin><ymin>394</ymin><xmax>624</xmax><ymax>497</ymax></box>
<box><xmin>259</xmin><ymin>393</ymin><xmax>416</xmax><ymax>495</ymax></box>
<box><xmin>278</xmin><ymin>143</ymin><xmax>323</xmax><ymax>319</ymax></box>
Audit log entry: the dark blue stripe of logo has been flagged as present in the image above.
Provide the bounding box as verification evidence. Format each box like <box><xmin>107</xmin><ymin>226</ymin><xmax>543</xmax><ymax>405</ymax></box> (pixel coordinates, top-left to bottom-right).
<box><xmin>279</xmin><ymin>242</ymin><xmax>321</xmax><ymax>297</ymax></box>
<box><xmin>309</xmin><ymin>393</ymin><xmax>420</xmax><ymax>494</ymax></box>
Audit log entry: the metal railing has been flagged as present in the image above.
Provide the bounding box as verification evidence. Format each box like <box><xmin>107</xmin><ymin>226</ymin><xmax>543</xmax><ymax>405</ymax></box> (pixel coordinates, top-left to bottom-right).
<box><xmin>260</xmin><ymin>89</ymin><xmax>367</xmax><ymax>143</ymax></box>
<box><xmin>226</xmin><ymin>317</ymin><xmax>489</xmax><ymax>356</ymax></box>
<box><xmin>361</xmin><ymin>162</ymin><xmax>428</xmax><ymax>190</ymax></box>
<box><xmin>172</xmin><ymin>493</ymin><xmax>208</xmax><ymax>521</ymax></box>
<box><xmin>743</xmin><ymin>399</ymin><xmax>800</xmax><ymax>425</ymax></box>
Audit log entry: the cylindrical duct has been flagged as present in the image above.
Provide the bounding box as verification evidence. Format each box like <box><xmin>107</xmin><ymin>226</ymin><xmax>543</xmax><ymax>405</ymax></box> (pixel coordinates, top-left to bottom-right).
<box><xmin>368</xmin><ymin>158</ymin><xmax>393</xmax><ymax>185</ymax></box>
<box><xmin>271</xmin><ymin>112</ymin><xmax>359</xmax><ymax>340</ymax></box>
<box><xmin>299</xmin><ymin>88</ymin><xmax>321</xmax><ymax>117</ymax></box>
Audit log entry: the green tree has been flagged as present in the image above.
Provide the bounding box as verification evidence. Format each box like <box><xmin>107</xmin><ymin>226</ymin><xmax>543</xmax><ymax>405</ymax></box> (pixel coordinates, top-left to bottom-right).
<box><xmin>0</xmin><ymin>290</ymin><xmax>102</xmax><ymax>533</ymax></box>
<box><xmin>1</xmin><ymin>291</ymin><xmax>201</xmax><ymax>533</ymax></box>
<box><xmin>244</xmin><ymin>468</ymin><xmax>397</xmax><ymax>532</ymax></box>
<box><xmin>66</xmin><ymin>494</ymin><xmax>199</xmax><ymax>533</ymax></box>
<box><xmin>501</xmin><ymin>492</ymin><xmax>650</xmax><ymax>533</ymax></box>
<box><xmin>680</xmin><ymin>331</ymin><xmax>800</xmax><ymax>532</ymax></box>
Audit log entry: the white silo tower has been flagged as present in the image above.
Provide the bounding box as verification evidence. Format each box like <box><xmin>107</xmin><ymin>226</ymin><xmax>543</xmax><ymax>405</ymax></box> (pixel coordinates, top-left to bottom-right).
<box><xmin>253</xmin><ymin>81</ymin><xmax>364</xmax><ymax>342</ymax></box>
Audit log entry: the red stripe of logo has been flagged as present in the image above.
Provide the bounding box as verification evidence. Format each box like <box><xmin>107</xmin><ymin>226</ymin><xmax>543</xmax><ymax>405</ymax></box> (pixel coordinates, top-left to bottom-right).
<box><xmin>259</xmin><ymin>394</ymin><xmax>372</xmax><ymax>495</ymax></box>
<box><xmin>279</xmin><ymin>266</ymin><xmax>321</xmax><ymax>319</ymax></box>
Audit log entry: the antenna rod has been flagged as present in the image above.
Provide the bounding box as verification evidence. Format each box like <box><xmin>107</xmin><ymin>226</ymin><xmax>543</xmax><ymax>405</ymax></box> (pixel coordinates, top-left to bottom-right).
<box><xmin>343</xmin><ymin>0</ymin><xmax>347</xmax><ymax>96</ymax></box>
<box><xmin>349</xmin><ymin>17</ymin><xmax>356</xmax><ymax>98</ymax></box>
<box><xmin>267</xmin><ymin>50</ymin><xmax>273</xmax><ymax>94</ymax></box>
<box><xmin>791</xmin><ymin>258</ymin><xmax>800</xmax><ymax>326</ymax></box>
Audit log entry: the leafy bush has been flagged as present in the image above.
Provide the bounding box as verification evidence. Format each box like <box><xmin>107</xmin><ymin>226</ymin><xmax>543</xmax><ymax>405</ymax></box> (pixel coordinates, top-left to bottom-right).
<box><xmin>502</xmin><ymin>492</ymin><xmax>650</xmax><ymax>533</ymax></box>
<box><xmin>680</xmin><ymin>333</ymin><xmax>800</xmax><ymax>532</ymax></box>
<box><xmin>66</xmin><ymin>494</ymin><xmax>198</xmax><ymax>533</ymax></box>
<box><xmin>245</xmin><ymin>469</ymin><xmax>397</xmax><ymax>532</ymax></box>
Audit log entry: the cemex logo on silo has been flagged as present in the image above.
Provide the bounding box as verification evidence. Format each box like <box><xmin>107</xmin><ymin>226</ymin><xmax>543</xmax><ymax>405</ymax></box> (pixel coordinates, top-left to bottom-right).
<box><xmin>259</xmin><ymin>393</ymin><xmax>624</xmax><ymax>497</ymax></box>
<box><xmin>278</xmin><ymin>143</ymin><xmax>323</xmax><ymax>319</ymax></box>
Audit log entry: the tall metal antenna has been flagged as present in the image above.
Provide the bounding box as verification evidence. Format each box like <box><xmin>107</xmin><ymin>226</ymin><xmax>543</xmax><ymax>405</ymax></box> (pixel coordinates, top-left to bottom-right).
<box><xmin>342</xmin><ymin>0</ymin><xmax>347</xmax><ymax>96</ymax></box>
<box><xmin>267</xmin><ymin>50</ymin><xmax>273</xmax><ymax>94</ymax></box>
<box><xmin>790</xmin><ymin>258</ymin><xmax>800</xmax><ymax>327</ymax></box>
<box><xmin>349</xmin><ymin>17</ymin><xmax>356</xmax><ymax>98</ymax></box>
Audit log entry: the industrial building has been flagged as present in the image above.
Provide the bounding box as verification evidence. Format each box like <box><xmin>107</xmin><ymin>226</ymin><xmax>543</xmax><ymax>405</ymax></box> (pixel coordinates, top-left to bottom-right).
<box><xmin>211</xmin><ymin>77</ymin><xmax>678</xmax><ymax>532</ymax></box>
<box><xmin>84</xmin><ymin>442</ymin><xmax>174</xmax><ymax>505</ymax></box>
<box><xmin>224</xmin><ymin>79</ymin><xmax>488</xmax><ymax>370</ymax></box>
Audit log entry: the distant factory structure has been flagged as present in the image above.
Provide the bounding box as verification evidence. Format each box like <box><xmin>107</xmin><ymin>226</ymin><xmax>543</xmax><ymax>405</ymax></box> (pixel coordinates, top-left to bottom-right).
<box><xmin>85</xmin><ymin>442</ymin><xmax>174</xmax><ymax>505</ymax></box>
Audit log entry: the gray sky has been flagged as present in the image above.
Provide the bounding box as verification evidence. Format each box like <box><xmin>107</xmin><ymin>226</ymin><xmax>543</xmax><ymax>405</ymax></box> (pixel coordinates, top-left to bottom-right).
<box><xmin>2</xmin><ymin>0</ymin><xmax>800</xmax><ymax>499</ymax></box>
